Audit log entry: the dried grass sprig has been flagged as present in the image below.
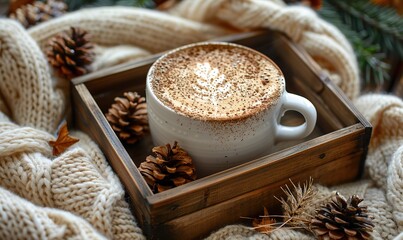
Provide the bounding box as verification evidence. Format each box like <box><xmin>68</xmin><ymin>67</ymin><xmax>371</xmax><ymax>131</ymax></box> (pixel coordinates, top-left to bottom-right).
<box><xmin>275</xmin><ymin>177</ymin><xmax>317</xmax><ymax>228</ymax></box>
<box><xmin>246</xmin><ymin>178</ymin><xmax>317</xmax><ymax>234</ymax></box>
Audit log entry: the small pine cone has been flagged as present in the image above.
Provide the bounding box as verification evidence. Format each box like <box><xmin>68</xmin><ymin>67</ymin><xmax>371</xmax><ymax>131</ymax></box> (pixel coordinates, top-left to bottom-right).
<box><xmin>105</xmin><ymin>92</ymin><xmax>148</xmax><ymax>144</ymax></box>
<box><xmin>139</xmin><ymin>142</ymin><xmax>196</xmax><ymax>193</ymax></box>
<box><xmin>9</xmin><ymin>0</ymin><xmax>67</xmax><ymax>28</ymax></box>
<box><xmin>310</xmin><ymin>192</ymin><xmax>374</xmax><ymax>240</ymax></box>
<box><xmin>47</xmin><ymin>27</ymin><xmax>93</xmax><ymax>79</ymax></box>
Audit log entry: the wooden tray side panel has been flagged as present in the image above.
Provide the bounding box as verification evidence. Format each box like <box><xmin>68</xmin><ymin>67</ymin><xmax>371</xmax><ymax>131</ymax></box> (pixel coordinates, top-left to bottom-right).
<box><xmin>88</xmin><ymin>64</ymin><xmax>151</xmax><ymax>113</ymax></box>
<box><xmin>72</xmin><ymin>84</ymin><xmax>153</xmax><ymax>227</ymax></box>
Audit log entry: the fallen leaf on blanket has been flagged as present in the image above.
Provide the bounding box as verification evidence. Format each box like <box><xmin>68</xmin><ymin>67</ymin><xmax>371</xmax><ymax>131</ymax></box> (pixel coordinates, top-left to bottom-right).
<box><xmin>252</xmin><ymin>207</ymin><xmax>277</xmax><ymax>233</ymax></box>
<box><xmin>49</xmin><ymin>122</ymin><xmax>79</xmax><ymax>156</ymax></box>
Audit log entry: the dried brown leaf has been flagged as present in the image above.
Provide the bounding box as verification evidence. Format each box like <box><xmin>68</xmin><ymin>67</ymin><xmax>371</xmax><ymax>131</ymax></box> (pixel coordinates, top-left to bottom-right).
<box><xmin>252</xmin><ymin>207</ymin><xmax>277</xmax><ymax>233</ymax></box>
<box><xmin>49</xmin><ymin>122</ymin><xmax>79</xmax><ymax>156</ymax></box>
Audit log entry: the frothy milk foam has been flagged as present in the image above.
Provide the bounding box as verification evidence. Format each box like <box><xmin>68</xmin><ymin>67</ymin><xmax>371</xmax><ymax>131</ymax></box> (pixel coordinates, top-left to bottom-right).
<box><xmin>150</xmin><ymin>43</ymin><xmax>285</xmax><ymax>120</ymax></box>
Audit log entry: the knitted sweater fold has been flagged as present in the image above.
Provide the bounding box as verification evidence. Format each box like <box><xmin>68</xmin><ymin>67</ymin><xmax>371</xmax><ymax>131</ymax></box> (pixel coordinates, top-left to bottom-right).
<box><xmin>28</xmin><ymin>6</ymin><xmax>230</xmax><ymax>53</ymax></box>
<box><xmin>0</xmin><ymin>20</ymin><xmax>65</xmax><ymax>133</ymax></box>
<box><xmin>0</xmin><ymin>114</ymin><xmax>144</xmax><ymax>239</ymax></box>
<box><xmin>0</xmin><ymin>186</ymin><xmax>108</xmax><ymax>240</ymax></box>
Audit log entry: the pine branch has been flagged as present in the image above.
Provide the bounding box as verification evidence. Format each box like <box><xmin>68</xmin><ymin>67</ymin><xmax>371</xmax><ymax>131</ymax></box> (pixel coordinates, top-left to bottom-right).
<box><xmin>330</xmin><ymin>0</ymin><xmax>403</xmax><ymax>58</ymax></box>
<box><xmin>318</xmin><ymin>0</ymin><xmax>392</xmax><ymax>89</ymax></box>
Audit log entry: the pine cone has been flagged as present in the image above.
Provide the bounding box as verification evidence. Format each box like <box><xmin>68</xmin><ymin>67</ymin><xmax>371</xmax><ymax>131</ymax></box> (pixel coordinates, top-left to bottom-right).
<box><xmin>9</xmin><ymin>0</ymin><xmax>67</xmax><ymax>28</ymax></box>
<box><xmin>139</xmin><ymin>142</ymin><xmax>196</xmax><ymax>193</ymax></box>
<box><xmin>310</xmin><ymin>192</ymin><xmax>374</xmax><ymax>240</ymax></box>
<box><xmin>105</xmin><ymin>92</ymin><xmax>148</xmax><ymax>144</ymax></box>
<box><xmin>47</xmin><ymin>27</ymin><xmax>93</xmax><ymax>79</ymax></box>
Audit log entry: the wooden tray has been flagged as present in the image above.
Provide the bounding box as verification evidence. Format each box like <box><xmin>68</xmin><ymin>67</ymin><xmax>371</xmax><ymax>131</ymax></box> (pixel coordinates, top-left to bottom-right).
<box><xmin>71</xmin><ymin>31</ymin><xmax>372</xmax><ymax>239</ymax></box>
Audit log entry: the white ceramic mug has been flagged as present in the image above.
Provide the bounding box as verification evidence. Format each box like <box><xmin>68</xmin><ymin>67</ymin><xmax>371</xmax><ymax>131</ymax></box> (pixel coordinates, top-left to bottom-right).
<box><xmin>146</xmin><ymin>42</ymin><xmax>317</xmax><ymax>177</ymax></box>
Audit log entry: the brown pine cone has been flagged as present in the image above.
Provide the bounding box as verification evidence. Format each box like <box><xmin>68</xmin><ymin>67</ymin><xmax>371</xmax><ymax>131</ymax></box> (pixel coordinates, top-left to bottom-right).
<box><xmin>310</xmin><ymin>192</ymin><xmax>374</xmax><ymax>240</ymax></box>
<box><xmin>139</xmin><ymin>141</ymin><xmax>196</xmax><ymax>193</ymax></box>
<box><xmin>105</xmin><ymin>92</ymin><xmax>148</xmax><ymax>144</ymax></box>
<box><xmin>9</xmin><ymin>0</ymin><xmax>67</xmax><ymax>28</ymax></box>
<box><xmin>47</xmin><ymin>27</ymin><xmax>93</xmax><ymax>79</ymax></box>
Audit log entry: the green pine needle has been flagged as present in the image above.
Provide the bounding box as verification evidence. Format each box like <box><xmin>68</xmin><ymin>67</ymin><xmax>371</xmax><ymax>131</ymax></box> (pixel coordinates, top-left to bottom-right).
<box><xmin>332</xmin><ymin>0</ymin><xmax>403</xmax><ymax>58</ymax></box>
<box><xmin>318</xmin><ymin>0</ymin><xmax>397</xmax><ymax>89</ymax></box>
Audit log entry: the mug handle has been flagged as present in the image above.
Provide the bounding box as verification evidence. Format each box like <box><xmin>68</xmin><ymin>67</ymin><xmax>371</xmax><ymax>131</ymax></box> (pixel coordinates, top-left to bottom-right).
<box><xmin>275</xmin><ymin>92</ymin><xmax>317</xmax><ymax>141</ymax></box>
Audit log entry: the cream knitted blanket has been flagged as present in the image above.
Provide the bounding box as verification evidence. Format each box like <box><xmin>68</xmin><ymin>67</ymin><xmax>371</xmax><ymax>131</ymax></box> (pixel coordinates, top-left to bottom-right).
<box><xmin>0</xmin><ymin>0</ymin><xmax>401</xmax><ymax>239</ymax></box>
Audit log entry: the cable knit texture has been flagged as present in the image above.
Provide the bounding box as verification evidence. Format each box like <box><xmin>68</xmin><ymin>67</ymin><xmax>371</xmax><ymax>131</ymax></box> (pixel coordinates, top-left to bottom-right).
<box><xmin>0</xmin><ymin>0</ymin><xmax>401</xmax><ymax>239</ymax></box>
<box><xmin>0</xmin><ymin>187</ymin><xmax>107</xmax><ymax>240</ymax></box>
<box><xmin>0</xmin><ymin>21</ymin><xmax>64</xmax><ymax>132</ymax></box>
<box><xmin>0</xmin><ymin>119</ymin><xmax>145</xmax><ymax>239</ymax></box>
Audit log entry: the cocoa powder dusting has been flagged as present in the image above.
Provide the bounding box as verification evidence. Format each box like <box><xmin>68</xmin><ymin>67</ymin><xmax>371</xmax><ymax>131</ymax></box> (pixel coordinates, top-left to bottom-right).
<box><xmin>150</xmin><ymin>43</ymin><xmax>285</xmax><ymax>121</ymax></box>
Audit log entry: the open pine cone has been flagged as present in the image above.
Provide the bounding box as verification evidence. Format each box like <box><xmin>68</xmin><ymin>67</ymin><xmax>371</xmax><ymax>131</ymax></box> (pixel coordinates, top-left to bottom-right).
<box><xmin>47</xmin><ymin>27</ymin><xmax>93</xmax><ymax>79</ymax></box>
<box><xmin>9</xmin><ymin>0</ymin><xmax>67</xmax><ymax>28</ymax></box>
<box><xmin>139</xmin><ymin>142</ymin><xmax>196</xmax><ymax>193</ymax></box>
<box><xmin>310</xmin><ymin>192</ymin><xmax>374</xmax><ymax>240</ymax></box>
<box><xmin>105</xmin><ymin>92</ymin><xmax>148</xmax><ymax>144</ymax></box>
